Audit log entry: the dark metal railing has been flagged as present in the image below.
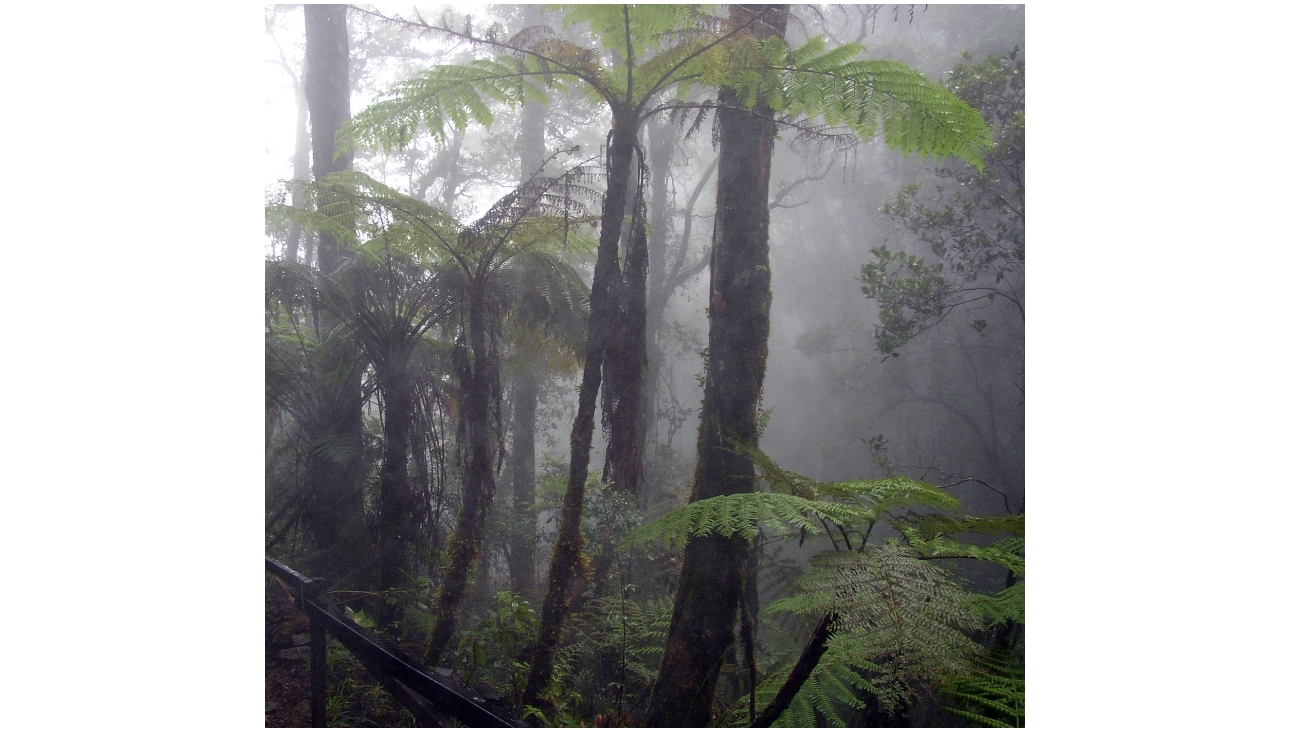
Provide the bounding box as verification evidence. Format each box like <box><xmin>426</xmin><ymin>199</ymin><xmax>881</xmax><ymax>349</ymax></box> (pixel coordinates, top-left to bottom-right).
<box><xmin>266</xmin><ymin>556</ymin><xmax>528</xmax><ymax>728</ymax></box>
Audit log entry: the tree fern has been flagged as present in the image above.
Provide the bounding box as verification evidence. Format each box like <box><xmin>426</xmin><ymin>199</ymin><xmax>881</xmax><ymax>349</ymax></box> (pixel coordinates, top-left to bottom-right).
<box><xmin>671</xmin><ymin>30</ymin><xmax>993</xmax><ymax>170</ymax></box>
<box><xmin>766</xmin><ymin>544</ymin><xmax>983</xmax><ymax>723</ymax></box>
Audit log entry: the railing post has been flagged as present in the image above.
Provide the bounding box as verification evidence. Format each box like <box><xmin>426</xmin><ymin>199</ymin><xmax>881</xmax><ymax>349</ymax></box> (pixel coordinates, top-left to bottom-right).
<box><xmin>306</xmin><ymin>578</ymin><xmax>329</xmax><ymax>728</ymax></box>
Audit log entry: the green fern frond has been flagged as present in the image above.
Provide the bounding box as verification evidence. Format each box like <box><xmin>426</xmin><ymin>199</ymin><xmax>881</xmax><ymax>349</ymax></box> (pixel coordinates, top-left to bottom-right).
<box><xmin>969</xmin><ymin>579</ymin><xmax>1024</xmax><ymax>627</ymax></box>
<box><xmin>341</xmin><ymin>56</ymin><xmax>534</xmax><ymax>154</ymax></box>
<box><xmin>739</xmin><ymin>445</ymin><xmax>958</xmax><ymax>521</ymax></box>
<box><xmin>895</xmin><ymin>524</ymin><xmax>1026</xmax><ymax>576</ymax></box>
<box><xmin>941</xmin><ymin>648</ymin><xmax>1024</xmax><ymax>727</ymax></box>
<box><xmin>915</xmin><ymin>513</ymin><xmax>1025</xmax><ymax>540</ymax></box>
<box><xmin>627</xmin><ymin>492</ymin><xmax>862</xmax><ymax>550</ymax></box>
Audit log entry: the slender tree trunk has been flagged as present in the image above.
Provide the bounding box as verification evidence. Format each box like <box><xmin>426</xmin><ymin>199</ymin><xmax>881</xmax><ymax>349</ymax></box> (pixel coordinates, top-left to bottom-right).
<box><xmin>285</xmin><ymin>64</ymin><xmax>310</xmax><ymax>263</ymax></box>
<box><xmin>506</xmin><ymin>44</ymin><xmax>547</xmax><ymax>600</ymax></box>
<box><xmin>523</xmin><ymin>111</ymin><xmax>639</xmax><ymax>712</ymax></box>
<box><xmin>508</xmin><ymin>373</ymin><xmax>539</xmax><ymax>599</ymax></box>
<box><xmin>303</xmin><ymin>4</ymin><xmax>366</xmax><ymax>584</ymax></box>
<box><xmin>646</xmin><ymin>7</ymin><xmax>788</xmax><ymax>726</ymax></box>
<box><xmin>752</xmin><ymin>613</ymin><xmax>837</xmax><ymax>727</ymax></box>
<box><xmin>641</xmin><ymin>116</ymin><xmax>678</xmax><ymax>504</ymax></box>
<box><xmin>377</xmin><ymin>365</ymin><xmax>416</xmax><ymax>623</ymax></box>
<box><xmin>426</xmin><ymin>286</ymin><xmax>500</xmax><ymax>666</ymax></box>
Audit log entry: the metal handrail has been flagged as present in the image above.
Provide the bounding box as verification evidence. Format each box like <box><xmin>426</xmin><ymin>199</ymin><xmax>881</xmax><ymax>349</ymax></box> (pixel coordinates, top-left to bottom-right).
<box><xmin>266</xmin><ymin>556</ymin><xmax>528</xmax><ymax>728</ymax></box>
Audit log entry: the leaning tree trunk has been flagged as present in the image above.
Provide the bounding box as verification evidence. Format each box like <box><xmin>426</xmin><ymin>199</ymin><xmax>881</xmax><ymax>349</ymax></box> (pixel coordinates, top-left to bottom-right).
<box><xmin>522</xmin><ymin>111</ymin><xmax>640</xmax><ymax>712</ymax></box>
<box><xmin>425</xmin><ymin>286</ymin><xmax>500</xmax><ymax>666</ymax></box>
<box><xmin>646</xmin><ymin>7</ymin><xmax>788</xmax><ymax>726</ymax></box>
<box><xmin>303</xmin><ymin>3</ymin><xmax>367</xmax><ymax>584</ymax></box>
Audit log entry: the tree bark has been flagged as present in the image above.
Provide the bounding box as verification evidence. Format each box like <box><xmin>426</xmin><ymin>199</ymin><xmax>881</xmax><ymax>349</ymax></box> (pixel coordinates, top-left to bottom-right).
<box><xmin>376</xmin><ymin>366</ymin><xmax>416</xmax><ymax>623</ymax></box>
<box><xmin>522</xmin><ymin>111</ymin><xmax>639</xmax><ymax>712</ymax></box>
<box><xmin>646</xmin><ymin>6</ymin><xmax>788</xmax><ymax>726</ymax></box>
<box><xmin>304</xmin><ymin>4</ymin><xmax>353</xmax><ymax>274</ymax></box>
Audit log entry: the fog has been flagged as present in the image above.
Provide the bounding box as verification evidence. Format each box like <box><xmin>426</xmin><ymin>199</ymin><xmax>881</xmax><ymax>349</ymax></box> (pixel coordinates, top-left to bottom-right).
<box><xmin>264</xmin><ymin>5</ymin><xmax>1025</xmax><ymax>727</ymax></box>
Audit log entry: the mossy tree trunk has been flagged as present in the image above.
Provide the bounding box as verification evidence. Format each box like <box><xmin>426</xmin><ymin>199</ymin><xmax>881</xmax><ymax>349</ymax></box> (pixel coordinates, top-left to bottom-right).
<box><xmin>426</xmin><ymin>286</ymin><xmax>500</xmax><ymax>666</ymax></box>
<box><xmin>523</xmin><ymin>111</ymin><xmax>642</xmax><ymax>712</ymax></box>
<box><xmin>646</xmin><ymin>6</ymin><xmax>788</xmax><ymax>726</ymax></box>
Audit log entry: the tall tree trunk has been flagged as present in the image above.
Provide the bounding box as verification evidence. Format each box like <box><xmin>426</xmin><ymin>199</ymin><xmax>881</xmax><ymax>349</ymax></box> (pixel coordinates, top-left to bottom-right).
<box><xmin>303</xmin><ymin>3</ymin><xmax>366</xmax><ymax>584</ymax></box>
<box><xmin>523</xmin><ymin>111</ymin><xmax>639</xmax><ymax>712</ymax></box>
<box><xmin>425</xmin><ymin>287</ymin><xmax>500</xmax><ymax>666</ymax></box>
<box><xmin>507</xmin><ymin>36</ymin><xmax>547</xmax><ymax>599</ymax></box>
<box><xmin>646</xmin><ymin>7</ymin><xmax>788</xmax><ymax>726</ymax></box>
<box><xmin>304</xmin><ymin>4</ymin><xmax>353</xmax><ymax>274</ymax></box>
<box><xmin>600</xmin><ymin>161</ymin><xmax>649</xmax><ymax>501</ymax></box>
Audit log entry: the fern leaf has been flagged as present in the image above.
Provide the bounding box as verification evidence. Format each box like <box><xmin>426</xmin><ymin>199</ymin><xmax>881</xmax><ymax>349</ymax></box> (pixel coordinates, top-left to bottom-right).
<box><xmin>627</xmin><ymin>492</ymin><xmax>862</xmax><ymax>550</ymax></box>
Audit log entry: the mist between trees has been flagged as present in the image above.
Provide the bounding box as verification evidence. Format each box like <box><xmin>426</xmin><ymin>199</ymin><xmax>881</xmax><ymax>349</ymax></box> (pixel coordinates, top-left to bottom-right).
<box><xmin>265</xmin><ymin>4</ymin><xmax>1023</xmax><ymax>727</ymax></box>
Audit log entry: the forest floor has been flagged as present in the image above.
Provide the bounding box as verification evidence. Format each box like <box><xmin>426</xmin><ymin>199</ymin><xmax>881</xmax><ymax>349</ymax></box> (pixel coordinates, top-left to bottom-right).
<box><xmin>265</xmin><ymin>575</ymin><xmax>315</xmax><ymax>727</ymax></box>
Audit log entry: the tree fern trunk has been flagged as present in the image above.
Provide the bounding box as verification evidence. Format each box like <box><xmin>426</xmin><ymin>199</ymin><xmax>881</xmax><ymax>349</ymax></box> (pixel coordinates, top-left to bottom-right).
<box><xmin>523</xmin><ymin>111</ymin><xmax>638</xmax><ymax>712</ymax></box>
<box><xmin>377</xmin><ymin>367</ymin><xmax>415</xmax><ymax>625</ymax></box>
<box><xmin>426</xmin><ymin>287</ymin><xmax>499</xmax><ymax>666</ymax></box>
<box><xmin>646</xmin><ymin>6</ymin><xmax>788</xmax><ymax>726</ymax></box>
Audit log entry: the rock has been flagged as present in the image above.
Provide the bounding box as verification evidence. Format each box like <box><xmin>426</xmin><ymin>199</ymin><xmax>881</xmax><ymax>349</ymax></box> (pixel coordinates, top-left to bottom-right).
<box><xmin>265</xmin><ymin>701</ymin><xmax>279</xmax><ymax>712</ymax></box>
<box><xmin>292</xmin><ymin>633</ymin><xmax>311</xmax><ymax>646</ymax></box>
<box><xmin>278</xmin><ymin>646</ymin><xmax>310</xmax><ymax>661</ymax></box>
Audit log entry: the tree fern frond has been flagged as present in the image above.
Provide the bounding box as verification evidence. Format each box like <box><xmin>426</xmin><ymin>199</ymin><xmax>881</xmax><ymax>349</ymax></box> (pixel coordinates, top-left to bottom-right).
<box><xmin>940</xmin><ymin>648</ymin><xmax>1024</xmax><ymax>727</ymax></box>
<box><xmin>340</xmin><ymin>56</ymin><xmax>535</xmax><ymax>154</ymax></box>
<box><xmin>969</xmin><ymin>580</ymin><xmax>1024</xmax><ymax>626</ymax></box>
<box><xmin>895</xmin><ymin>524</ymin><xmax>1026</xmax><ymax>576</ymax></box>
<box><xmin>627</xmin><ymin>492</ymin><xmax>862</xmax><ymax>550</ymax></box>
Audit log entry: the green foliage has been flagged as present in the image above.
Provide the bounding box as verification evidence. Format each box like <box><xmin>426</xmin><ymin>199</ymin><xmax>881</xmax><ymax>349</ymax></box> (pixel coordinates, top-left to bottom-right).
<box><xmin>865</xmin><ymin>49</ymin><xmax>1025</xmax><ymax>354</ymax></box>
<box><xmin>940</xmin><ymin>649</ymin><xmax>1025</xmax><ymax>728</ymax></box>
<box><xmin>634</xmin><ymin>447</ymin><xmax>1020</xmax><ymax>726</ymax></box>
<box><xmin>340</xmin><ymin>56</ymin><xmax>539</xmax><ymax>153</ymax></box>
<box><xmin>628</xmin><ymin>492</ymin><xmax>862</xmax><ymax>550</ymax></box>
<box><xmin>566</xmin><ymin>592</ymin><xmax>674</xmax><ymax>720</ymax></box>
<box><xmin>767</xmin><ymin>544</ymin><xmax>983</xmax><ymax>719</ymax></box>
<box><xmin>324</xmin><ymin>643</ymin><xmax>416</xmax><ymax>727</ymax></box>
<box><xmin>453</xmin><ymin>591</ymin><xmax>540</xmax><ymax>707</ymax></box>
<box><xmin>675</xmin><ymin>32</ymin><xmax>993</xmax><ymax>170</ymax></box>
